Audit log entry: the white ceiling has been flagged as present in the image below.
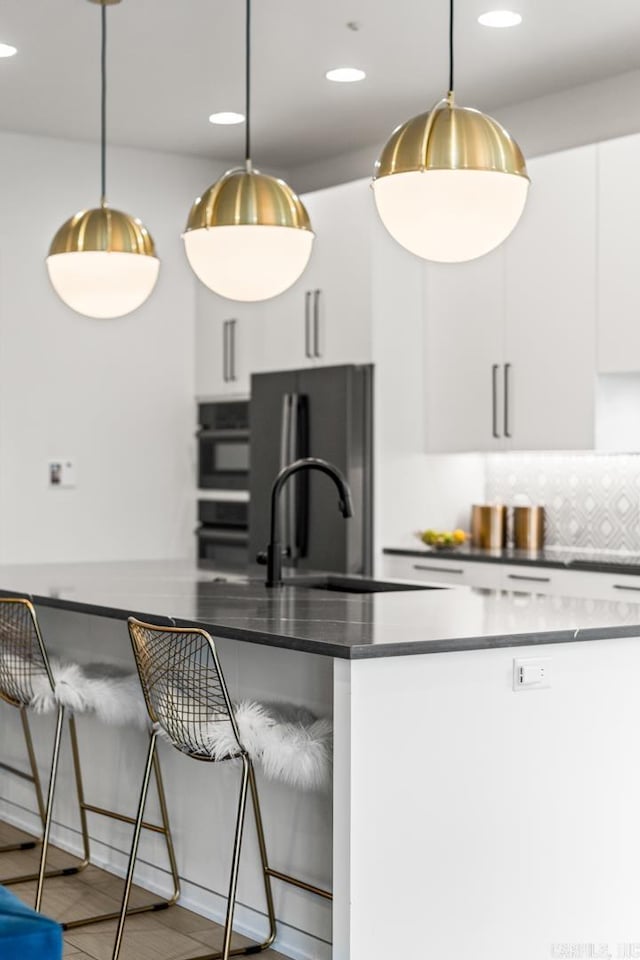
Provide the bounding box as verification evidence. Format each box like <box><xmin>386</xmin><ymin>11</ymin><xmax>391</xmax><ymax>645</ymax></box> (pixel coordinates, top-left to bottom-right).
<box><xmin>1</xmin><ymin>0</ymin><xmax>640</xmax><ymax>171</ymax></box>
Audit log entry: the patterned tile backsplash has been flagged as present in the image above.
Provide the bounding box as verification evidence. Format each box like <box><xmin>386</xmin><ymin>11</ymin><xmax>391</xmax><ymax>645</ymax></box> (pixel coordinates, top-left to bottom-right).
<box><xmin>485</xmin><ymin>454</ymin><xmax>640</xmax><ymax>553</ymax></box>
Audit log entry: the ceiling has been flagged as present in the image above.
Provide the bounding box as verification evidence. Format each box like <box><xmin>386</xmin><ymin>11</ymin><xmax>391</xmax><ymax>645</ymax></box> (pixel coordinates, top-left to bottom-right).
<box><xmin>1</xmin><ymin>0</ymin><xmax>640</xmax><ymax>172</ymax></box>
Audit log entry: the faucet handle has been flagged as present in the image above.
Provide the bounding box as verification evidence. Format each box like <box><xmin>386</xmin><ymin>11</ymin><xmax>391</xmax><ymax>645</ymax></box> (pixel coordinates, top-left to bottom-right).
<box><xmin>256</xmin><ymin>551</ymin><xmax>268</xmax><ymax>566</ymax></box>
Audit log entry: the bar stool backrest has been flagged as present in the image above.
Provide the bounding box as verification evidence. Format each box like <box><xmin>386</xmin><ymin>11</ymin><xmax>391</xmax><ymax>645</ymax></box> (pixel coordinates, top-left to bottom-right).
<box><xmin>0</xmin><ymin>598</ymin><xmax>55</xmax><ymax>708</ymax></box>
<box><xmin>127</xmin><ymin>618</ymin><xmax>244</xmax><ymax>761</ymax></box>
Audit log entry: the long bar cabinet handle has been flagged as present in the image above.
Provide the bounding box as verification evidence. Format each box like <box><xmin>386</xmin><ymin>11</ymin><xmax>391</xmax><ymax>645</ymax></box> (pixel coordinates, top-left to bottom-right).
<box><xmin>222</xmin><ymin>320</ymin><xmax>229</xmax><ymax>383</ymax></box>
<box><xmin>613</xmin><ymin>583</ymin><xmax>640</xmax><ymax>592</ymax></box>
<box><xmin>313</xmin><ymin>289</ymin><xmax>321</xmax><ymax>358</ymax></box>
<box><xmin>304</xmin><ymin>291</ymin><xmax>313</xmax><ymax>359</ymax></box>
<box><xmin>504</xmin><ymin>363</ymin><xmax>512</xmax><ymax>438</ymax></box>
<box><xmin>230</xmin><ymin>319</ymin><xmax>238</xmax><ymax>382</ymax></box>
<box><xmin>414</xmin><ymin>564</ymin><xmax>464</xmax><ymax>575</ymax></box>
<box><xmin>507</xmin><ymin>573</ymin><xmax>551</xmax><ymax>584</ymax></box>
<box><xmin>492</xmin><ymin>364</ymin><xmax>500</xmax><ymax>438</ymax></box>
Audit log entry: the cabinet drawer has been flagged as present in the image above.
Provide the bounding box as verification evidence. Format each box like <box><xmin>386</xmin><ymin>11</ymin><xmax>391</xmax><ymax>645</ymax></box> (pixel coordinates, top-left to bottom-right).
<box><xmin>501</xmin><ymin>565</ymin><xmax>571</xmax><ymax>596</ymax></box>
<box><xmin>559</xmin><ymin>569</ymin><xmax>640</xmax><ymax>601</ymax></box>
<box><xmin>383</xmin><ymin>554</ymin><xmax>502</xmax><ymax>589</ymax></box>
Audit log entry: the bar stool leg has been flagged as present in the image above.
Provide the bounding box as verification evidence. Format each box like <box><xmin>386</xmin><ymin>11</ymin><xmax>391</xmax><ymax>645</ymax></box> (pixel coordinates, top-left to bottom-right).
<box><xmin>221</xmin><ymin>755</ymin><xmax>250</xmax><ymax>960</ymax></box>
<box><xmin>247</xmin><ymin>763</ymin><xmax>276</xmax><ymax>949</ymax></box>
<box><xmin>35</xmin><ymin>705</ymin><xmax>65</xmax><ymax>912</ymax></box>
<box><xmin>21</xmin><ymin>707</ymin><xmax>46</xmax><ymax>831</ymax></box>
<box><xmin>151</xmin><ymin>748</ymin><xmax>181</xmax><ymax>906</ymax></box>
<box><xmin>0</xmin><ymin>708</ymin><xmax>46</xmax><ymax>854</ymax></box>
<box><xmin>112</xmin><ymin>730</ymin><xmax>159</xmax><ymax>960</ymax></box>
<box><xmin>67</xmin><ymin>714</ymin><xmax>91</xmax><ymax>871</ymax></box>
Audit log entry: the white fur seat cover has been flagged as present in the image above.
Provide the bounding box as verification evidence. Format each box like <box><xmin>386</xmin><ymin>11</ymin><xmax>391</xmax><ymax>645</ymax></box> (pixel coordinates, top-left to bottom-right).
<box><xmin>29</xmin><ymin>660</ymin><xmax>149</xmax><ymax>730</ymax></box>
<box><xmin>6</xmin><ymin>654</ymin><xmax>332</xmax><ymax>792</ymax></box>
<box><xmin>201</xmin><ymin>701</ymin><xmax>333</xmax><ymax>792</ymax></box>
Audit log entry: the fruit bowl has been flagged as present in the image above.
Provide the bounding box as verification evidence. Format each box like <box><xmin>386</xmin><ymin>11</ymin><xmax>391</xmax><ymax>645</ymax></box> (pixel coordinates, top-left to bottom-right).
<box><xmin>417</xmin><ymin>529</ymin><xmax>467</xmax><ymax>550</ymax></box>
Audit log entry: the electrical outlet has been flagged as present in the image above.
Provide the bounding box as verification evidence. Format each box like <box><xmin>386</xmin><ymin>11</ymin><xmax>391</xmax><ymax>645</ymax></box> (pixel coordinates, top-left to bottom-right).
<box><xmin>512</xmin><ymin>657</ymin><xmax>551</xmax><ymax>691</ymax></box>
<box><xmin>48</xmin><ymin>460</ymin><xmax>76</xmax><ymax>488</ymax></box>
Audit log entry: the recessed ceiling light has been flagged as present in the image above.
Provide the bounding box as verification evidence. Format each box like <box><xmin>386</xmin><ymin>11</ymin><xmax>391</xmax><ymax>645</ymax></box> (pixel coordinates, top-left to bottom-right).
<box><xmin>478</xmin><ymin>10</ymin><xmax>522</xmax><ymax>27</ymax></box>
<box><xmin>208</xmin><ymin>111</ymin><xmax>245</xmax><ymax>125</ymax></box>
<box><xmin>325</xmin><ymin>67</ymin><xmax>366</xmax><ymax>83</ymax></box>
<box><xmin>0</xmin><ymin>43</ymin><xmax>17</xmax><ymax>58</ymax></box>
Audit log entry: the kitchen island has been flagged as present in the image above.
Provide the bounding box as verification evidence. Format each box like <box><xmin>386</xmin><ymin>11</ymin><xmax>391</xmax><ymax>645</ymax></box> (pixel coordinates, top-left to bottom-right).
<box><xmin>1</xmin><ymin>558</ymin><xmax>640</xmax><ymax>960</ymax></box>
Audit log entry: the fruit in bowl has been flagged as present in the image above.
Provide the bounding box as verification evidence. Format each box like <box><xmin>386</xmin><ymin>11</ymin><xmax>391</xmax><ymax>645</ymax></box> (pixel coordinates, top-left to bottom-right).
<box><xmin>419</xmin><ymin>529</ymin><xmax>467</xmax><ymax>549</ymax></box>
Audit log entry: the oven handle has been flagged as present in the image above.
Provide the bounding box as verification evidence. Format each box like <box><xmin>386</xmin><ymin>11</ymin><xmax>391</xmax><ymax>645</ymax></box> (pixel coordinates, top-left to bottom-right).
<box><xmin>196</xmin><ymin>428</ymin><xmax>250</xmax><ymax>440</ymax></box>
<box><xmin>196</xmin><ymin>528</ymin><xmax>249</xmax><ymax>545</ymax></box>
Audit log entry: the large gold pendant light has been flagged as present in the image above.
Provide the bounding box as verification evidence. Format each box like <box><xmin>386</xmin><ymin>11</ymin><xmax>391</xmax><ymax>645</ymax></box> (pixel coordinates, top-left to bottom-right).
<box><xmin>372</xmin><ymin>0</ymin><xmax>529</xmax><ymax>263</ymax></box>
<box><xmin>46</xmin><ymin>0</ymin><xmax>159</xmax><ymax>319</ymax></box>
<box><xmin>183</xmin><ymin>0</ymin><xmax>313</xmax><ymax>302</ymax></box>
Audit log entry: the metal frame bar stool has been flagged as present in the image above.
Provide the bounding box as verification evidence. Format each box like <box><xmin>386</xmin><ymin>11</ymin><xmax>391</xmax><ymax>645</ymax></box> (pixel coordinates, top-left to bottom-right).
<box><xmin>0</xmin><ymin>597</ymin><xmax>180</xmax><ymax>929</ymax></box>
<box><xmin>113</xmin><ymin>618</ymin><xmax>278</xmax><ymax>960</ymax></box>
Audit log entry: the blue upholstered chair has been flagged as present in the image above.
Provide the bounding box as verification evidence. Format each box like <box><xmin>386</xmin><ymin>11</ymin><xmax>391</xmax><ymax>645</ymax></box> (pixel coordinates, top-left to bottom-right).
<box><xmin>0</xmin><ymin>885</ymin><xmax>62</xmax><ymax>959</ymax></box>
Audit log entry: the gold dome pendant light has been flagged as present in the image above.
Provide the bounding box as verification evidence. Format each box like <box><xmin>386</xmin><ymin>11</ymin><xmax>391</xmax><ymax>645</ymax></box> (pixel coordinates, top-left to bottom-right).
<box><xmin>372</xmin><ymin>0</ymin><xmax>529</xmax><ymax>263</ymax></box>
<box><xmin>183</xmin><ymin>0</ymin><xmax>313</xmax><ymax>302</ymax></box>
<box><xmin>46</xmin><ymin>0</ymin><xmax>159</xmax><ymax>319</ymax></box>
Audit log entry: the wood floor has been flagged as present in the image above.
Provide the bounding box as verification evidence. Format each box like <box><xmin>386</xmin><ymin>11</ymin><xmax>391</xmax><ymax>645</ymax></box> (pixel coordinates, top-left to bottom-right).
<box><xmin>0</xmin><ymin>821</ymin><xmax>288</xmax><ymax>960</ymax></box>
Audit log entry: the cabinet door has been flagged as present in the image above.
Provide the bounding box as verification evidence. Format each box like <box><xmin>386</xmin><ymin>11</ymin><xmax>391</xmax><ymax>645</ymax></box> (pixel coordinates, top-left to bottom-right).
<box><xmin>504</xmin><ymin>146</ymin><xmax>597</xmax><ymax>450</ymax></box>
<box><xmin>301</xmin><ymin>180</ymin><xmax>372</xmax><ymax>367</ymax></box>
<box><xmin>239</xmin><ymin>286</ymin><xmax>306</xmax><ymax>375</ymax></box>
<box><xmin>195</xmin><ymin>285</ymin><xmax>263</xmax><ymax>397</ymax></box>
<box><xmin>424</xmin><ymin>250</ymin><xmax>506</xmax><ymax>452</ymax></box>
<box><xmin>598</xmin><ymin>134</ymin><xmax>640</xmax><ymax>372</ymax></box>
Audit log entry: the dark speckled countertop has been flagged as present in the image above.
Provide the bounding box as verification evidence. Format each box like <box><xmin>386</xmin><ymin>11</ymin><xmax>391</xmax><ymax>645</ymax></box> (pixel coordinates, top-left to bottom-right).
<box><xmin>384</xmin><ymin>545</ymin><xmax>640</xmax><ymax>575</ymax></box>
<box><xmin>0</xmin><ymin>559</ymin><xmax>639</xmax><ymax>660</ymax></box>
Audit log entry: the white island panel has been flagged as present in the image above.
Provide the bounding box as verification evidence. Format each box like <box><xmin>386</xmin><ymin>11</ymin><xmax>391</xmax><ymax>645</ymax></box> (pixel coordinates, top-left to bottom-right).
<box><xmin>333</xmin><ymin>638</ymin><xmax>640</xmax><ymax>960</ymax></box>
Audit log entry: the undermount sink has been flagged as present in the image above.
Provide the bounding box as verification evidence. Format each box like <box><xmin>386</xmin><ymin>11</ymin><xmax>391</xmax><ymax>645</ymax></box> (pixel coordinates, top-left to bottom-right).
<box><xmin>286</xmin><ymin>574</ymin><xmax>443</xmax><ymax>594</ymax></box>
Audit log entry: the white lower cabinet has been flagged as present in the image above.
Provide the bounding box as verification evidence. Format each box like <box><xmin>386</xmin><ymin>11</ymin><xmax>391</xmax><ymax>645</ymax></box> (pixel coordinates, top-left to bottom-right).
<box><xmin>383</xmin><ymin>553</ymin><xmax>503</xmax><ymax>589</ymax></box>
<box><xmin>384</xmin><ymin>554</ymin><xmax>640</xmax><ymax>601</ymax></box>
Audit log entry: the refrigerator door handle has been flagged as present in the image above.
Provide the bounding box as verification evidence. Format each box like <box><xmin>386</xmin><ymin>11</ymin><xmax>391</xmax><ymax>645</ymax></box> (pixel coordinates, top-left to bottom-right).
<box><xmin>294</xmin><ymin>394</ymin><xmax>310</xmax><ymax>559</ymax></box>
<box><xmin>304</xmin><ymin>291</ymin><xmax>313</xmax><ymax>359</ymax></box>
<box><xmin>279</xmin><ymin>394</ymin><xmax>291</xmax><ymax>551</ymax></box>
<box><xmin>287</xmin><ymin>394</ymin><xmax>298</xmax><ymax>562</ymax></box>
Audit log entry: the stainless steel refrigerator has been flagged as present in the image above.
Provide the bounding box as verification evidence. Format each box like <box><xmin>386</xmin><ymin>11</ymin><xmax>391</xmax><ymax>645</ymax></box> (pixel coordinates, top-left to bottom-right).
<box><xmin>249</xmin><ymin>364</ymin><xmax>373</xmax><ymax>576</ymax></box>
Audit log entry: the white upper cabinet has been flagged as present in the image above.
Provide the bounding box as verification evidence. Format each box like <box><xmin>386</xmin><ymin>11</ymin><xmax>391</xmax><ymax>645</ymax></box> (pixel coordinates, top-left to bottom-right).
<box><xmin>598</xmin><ymin>134</ymin><xmax>640</xmax><ymax>373</ymax></box>
<box><xmin>504</xmin><ymin>146</ymin><xmax>597</xmax><ymax>450</ymax></box>
<box><xmin>246</xmin><ymin>179</ymin><xmax>374</xmax><ymax>374</ymax></box>
<box><xmin>424</xmin><ymin>145</ymin><xmax>597</xmax><ymax>452</ymax></box>
<box><xmin>424</xmin><ymin>250</ymin><xmax>505</xmax><ymax>453</ymax></box>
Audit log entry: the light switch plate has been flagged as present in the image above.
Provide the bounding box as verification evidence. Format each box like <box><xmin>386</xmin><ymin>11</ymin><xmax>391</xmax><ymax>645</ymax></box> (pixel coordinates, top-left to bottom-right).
<box><xmin>513</xmin><ymin>657</ymin><xmax>551</xmax><ymax>691</ymax></box>
<box><xmin>49</xmin><ymin>459</ymin><xmax>76</xmax><ymax>488</ymax></box>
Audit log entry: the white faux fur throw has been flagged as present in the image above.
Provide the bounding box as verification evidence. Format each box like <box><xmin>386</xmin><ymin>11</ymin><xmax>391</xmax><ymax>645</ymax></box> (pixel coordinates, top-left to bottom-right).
<box><xmin>203</xmin><ymin>700</ymin><xmax>333</xmax><ymax>793</ymax></box>
<box><xmin>29</xmin><ymin>659</ymin><xmax>148</xmax><ymax>730</ymax></box>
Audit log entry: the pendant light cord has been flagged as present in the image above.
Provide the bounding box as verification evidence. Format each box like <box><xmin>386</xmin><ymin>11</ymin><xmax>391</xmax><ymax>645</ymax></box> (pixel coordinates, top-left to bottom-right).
<box><xmin>100</xmin><ymin>2</ymin><xmax>107</xmax><ymax>205</ymax></box>
<box><xmin>245</xmin><ymin>0</ymin><xmax>251</xmax><ymax>169</ymax></box>
<box><xmin>448</xmin><ymin>0</ymin><xmax>454</xmax><ymax>96</ymax></box>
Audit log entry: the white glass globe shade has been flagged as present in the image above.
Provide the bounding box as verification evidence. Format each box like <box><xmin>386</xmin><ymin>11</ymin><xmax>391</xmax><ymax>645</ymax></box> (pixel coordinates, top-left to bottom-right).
<box><xmin>183</xmin><ymin>225</ymin><xmax>314</xmax><ymax>302</ymax></box>
<box><xmin>46</xmin><ymin>251</ymin><xmax>160</xmax><ymax>319</ymax></box>
<box><xmin>373</xmin><ymin>168</ymin><xmax>529</xmax><ymax>262</ymax></box>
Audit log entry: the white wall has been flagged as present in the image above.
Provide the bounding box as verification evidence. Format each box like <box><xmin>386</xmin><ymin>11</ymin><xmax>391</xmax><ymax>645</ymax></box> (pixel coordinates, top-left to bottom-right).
<box><xmin>290</xmin><ymin>68</ymin><xmax>640</xmax><ymax>193</ymax></box>
<box><xmin>0</xmin><ymin>131</ymin><xmax>223</xmax><ymax>563</ymax></box>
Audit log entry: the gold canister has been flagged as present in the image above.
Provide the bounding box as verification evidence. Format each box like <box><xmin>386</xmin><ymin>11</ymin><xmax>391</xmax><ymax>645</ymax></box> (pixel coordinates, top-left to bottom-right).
<box><xmin>513</xmin><ymin>505</ymin><xmax>545</xmax><ymax>551</ymax></box>
<box><xmin>471</xmin><ymin>505</ymin><xmax>507</xmax><ymax>550</ymax></box>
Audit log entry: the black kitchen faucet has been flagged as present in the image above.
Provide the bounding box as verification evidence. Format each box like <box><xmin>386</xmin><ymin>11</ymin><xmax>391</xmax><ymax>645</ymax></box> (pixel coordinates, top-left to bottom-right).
<box><xmin>258</xmin><ymin>457</ymin><xmax>353</xmax><ymax>587</ymax></box>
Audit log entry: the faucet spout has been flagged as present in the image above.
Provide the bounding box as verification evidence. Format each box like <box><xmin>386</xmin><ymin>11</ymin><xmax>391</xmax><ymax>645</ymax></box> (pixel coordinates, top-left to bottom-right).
<box><xmin>264</xmin><ymin>457</ymin><xmax>354</xmax><ymax>587</ymax></box>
